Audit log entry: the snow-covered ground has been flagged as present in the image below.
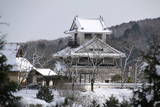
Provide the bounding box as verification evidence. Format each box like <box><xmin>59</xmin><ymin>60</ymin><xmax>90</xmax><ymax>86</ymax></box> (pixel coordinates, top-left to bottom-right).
<box><xmin>14</xmin><ymin>89</ymin><xmax>65</xmax><ymax>107</ymax></box>
<box><xmin>82</xmin><ymin>88</ymin><xmax>132</xmax><ymax>102</ymax></box>
<box><xmin>79</xmin><ymin>88</ymin><xmax>133</xmax><ymax>106</ymax></box>
<box><xmin>14</xmin><ymin>88</ymin><xmax>133</xmax><ymax>107</ymax></box>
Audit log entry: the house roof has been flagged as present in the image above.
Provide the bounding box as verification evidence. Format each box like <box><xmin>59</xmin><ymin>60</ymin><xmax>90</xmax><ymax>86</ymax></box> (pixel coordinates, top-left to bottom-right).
<box><xmin>65</xmin><ymin>16</ymin><xmax>112</xmax><ymax>34</ymax></box>
<box><xmin>53</xmin><ymin>38</ymin><xmax>125</xmax><ymax>58</ymax></box>
<box><xmin>0</xmin><ymin>43</ymin><xmax>35</xmax><ymax>72</ymax></box>
<box><xmin>16</xmin><ymin>57</ymin><xmax>34</xmax><ymax>72</ymax></box>
<box><xmin>35</xmin><ymin>68</ymin><xmax>57</xmax><ymax>76</ymax></box>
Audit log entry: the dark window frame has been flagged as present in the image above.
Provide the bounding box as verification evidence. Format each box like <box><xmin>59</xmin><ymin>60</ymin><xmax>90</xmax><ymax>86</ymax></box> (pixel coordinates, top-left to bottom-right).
<box><xmin>95</xmin><ymin>33</ymin><xmax>102</xmax><ymax>39</ymax></box>
<box><xmin>85</xmin><ymin>33</ymin><xmax>92</xmax><ymax>40</ymax></box>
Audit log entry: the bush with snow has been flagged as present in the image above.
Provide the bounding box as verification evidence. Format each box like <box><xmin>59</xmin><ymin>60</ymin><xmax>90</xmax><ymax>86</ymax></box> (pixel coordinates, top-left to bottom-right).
<box><xmin>36</xmin><ymin>86</ymin><xmax>54</xmax><ymax>103</ymax></box>
<box><xmin>103</xmin><ymin>95</ymin><xmax>120</xmax><ymax>107</ymax></box>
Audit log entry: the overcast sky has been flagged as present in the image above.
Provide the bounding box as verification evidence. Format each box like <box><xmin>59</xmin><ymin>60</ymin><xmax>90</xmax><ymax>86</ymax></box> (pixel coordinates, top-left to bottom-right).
<box><xmin>0</xmin><ymin>0</ymin><xmax>160</xmax><ymax>42</ymax></box>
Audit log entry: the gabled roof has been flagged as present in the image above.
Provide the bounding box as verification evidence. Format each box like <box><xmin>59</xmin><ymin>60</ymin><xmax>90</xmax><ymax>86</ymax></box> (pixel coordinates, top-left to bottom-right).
<box><xmin>16</xmin><ymin>57</ymin><xmax>34</xmax><ymax>72</ymax></box>
<box><xmin>0</xmin><ymin>43</ymin><xmax>35</xmax><ymax>72</ymax></box>
<box><xmin>53</xmin><ymin>38</ymin><xmax>125</xmax><ymax>58</ymax></box>
<box><xmin>35</xmin><ymin>68</ymin><xmax>57</xmax><ymax>76</ymax></box>
<box><xmin>65</xmin><ymin>16</ymin><xmax>112</xmax><ymax>34</ymax></box>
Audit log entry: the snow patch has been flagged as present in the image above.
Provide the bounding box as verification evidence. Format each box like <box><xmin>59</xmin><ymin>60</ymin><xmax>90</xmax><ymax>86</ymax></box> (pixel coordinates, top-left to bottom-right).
<box><xmin>54</xmin><ymin>61</ymin><xmax>67</xmax><ymax>75</ymax></box>
<box><xmin>156</xmin><ymin>65</ymin><xmax>160</xmax><ymax>76</ymax></box>
<box><xmin>35</xmin><ymin>68</ymin><xmax>57</xmax><ymax>76</ymax></box>
<box><xmin>16</xmin><ymin>57</ymin><xmax>33</xmax><ymax>72</ymax></box>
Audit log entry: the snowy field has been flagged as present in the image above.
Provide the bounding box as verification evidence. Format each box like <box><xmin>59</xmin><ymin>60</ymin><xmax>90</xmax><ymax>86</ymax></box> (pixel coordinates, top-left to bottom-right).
<box><xmin>14</xmin><ymin>88</ymin><xmax>133</xmax><ymax>107</ymax></box>
<box><xmin>14</xmin><ymin>89</ymin><xmax>65</xmax><ymax>106</ymax></box>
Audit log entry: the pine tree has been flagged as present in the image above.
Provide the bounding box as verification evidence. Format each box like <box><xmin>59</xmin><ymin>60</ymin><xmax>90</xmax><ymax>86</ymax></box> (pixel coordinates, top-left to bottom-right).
<box><xmin>0</xmin><ymin>36</ymin><xmax>20</xmax><ymax>107</ymax></box>
<box><xmin>132</xmin><ymin>37</ymin><xmax>160</xmax><ymax>107</ymax></box>
<box><xmin>103</xmin><ymin>95</ymin><xmax>120</xmax><ymax>107</ymax></box>
<box><xmin>36</xmin><ymin>86</ymin><xmax>54</xmax><ymax>103</ymax></box>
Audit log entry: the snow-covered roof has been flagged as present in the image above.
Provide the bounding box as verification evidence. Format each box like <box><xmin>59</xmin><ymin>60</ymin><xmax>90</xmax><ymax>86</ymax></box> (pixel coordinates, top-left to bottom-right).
<box><xmin>0</xmin><ymin>43</ymin><xmax>35</xmax><ymax>72</ymax></box>
<box><xmin>65</xmin><ymin>16</ymin><xmax>112</xmax><ymax>34</ymax></box>
<box><xmin>53</xmin><ymin>38</ymin><xmax>125</xmax><ymax>58</ymax></box>
<box><xmin>16</xmin><ymin>57</ymin><xmax>34</xmax><ymax>72</ymax></box>
<box><xmin>0</xmin><ymin>43</ymin><xmax>20</xmax><ymax>71</ymax></box>
<box><xmin>35</xmin><ymin>68</ymin><xmax>57</xmax><ymax>76</ymax></box>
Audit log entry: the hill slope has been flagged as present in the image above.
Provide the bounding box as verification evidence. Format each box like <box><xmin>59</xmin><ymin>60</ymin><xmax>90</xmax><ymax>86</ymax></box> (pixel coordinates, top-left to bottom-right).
<box><xmin>109</xmin><ymin>17</ymin><xmax>160</xmax><ymax>52</ymax></box>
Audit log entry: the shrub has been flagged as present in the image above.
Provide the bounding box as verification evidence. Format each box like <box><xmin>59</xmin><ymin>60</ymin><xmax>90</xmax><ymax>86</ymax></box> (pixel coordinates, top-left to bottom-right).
<box><xmin>103</xmin><ymin>95</ymin><xmax>131</xmax><ymax>107</ymax></box>
<box><xmin>36</xmin><ymin>86</ymin><xmax>53</xmax><ymax>103</ymax></box>
<box><xmin>120</xmin><ymin>100</ymin><xmax>131</xmax><ymax>107</ymax></box>
<box><xmin>62</xmin><ymin>97</ymin><xmax>69</xmax><ymax>106</ymax></box>
<box><xmin>111</xmin><ymin>74</ymin><xmax>122</xmax><ymax>82</ymax></box>
<box><xmin>103</xmin><ymin>95</ymin><xmax>119</xmax><ymax>107</ymax></box>
<box><xmin>89</xmin><ymin>100</ymin><xmax>100</xmax><ymax>107</ymax></box>
<box><xmin>127</xmin><ymin>77</ymin><xmax>134</xmax><ymax>83</ymax></box>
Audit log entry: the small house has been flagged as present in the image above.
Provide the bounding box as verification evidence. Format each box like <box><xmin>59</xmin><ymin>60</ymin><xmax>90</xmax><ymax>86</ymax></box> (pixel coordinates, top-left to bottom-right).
<box><xmin>27</xmin><ymin>68</ymin><xmax>57</xmax><ymax>87</ymax></box>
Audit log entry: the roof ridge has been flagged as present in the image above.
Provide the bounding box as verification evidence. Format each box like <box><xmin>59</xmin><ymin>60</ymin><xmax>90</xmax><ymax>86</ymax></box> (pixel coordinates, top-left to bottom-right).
<box><xmin>79</xmin><ymin>17</ymin><xmax>100</xmax><ymax>20</ymax></box>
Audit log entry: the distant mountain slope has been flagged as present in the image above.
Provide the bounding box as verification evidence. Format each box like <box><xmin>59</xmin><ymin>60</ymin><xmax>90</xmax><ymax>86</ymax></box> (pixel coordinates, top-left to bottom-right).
<box><xmin>19</xmin><ymin>17</ymin><xmax>160</xmax><ymax>69</ymax></box>
<box><xmin>109</xmin><ymin>17</ymin><xmax>160</xmax><ymax>52</ymax></box>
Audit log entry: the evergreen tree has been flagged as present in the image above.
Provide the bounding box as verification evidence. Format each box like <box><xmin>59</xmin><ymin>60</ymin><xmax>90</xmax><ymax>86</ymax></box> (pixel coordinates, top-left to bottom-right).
<box><xmin>89</xmin><ymin>100</ymin><xmax>100</xmax><ymax>107</ymax></box>
<box><xmin>36</xmin><ymin>86</ymin><xmax>54</xmax><ymax>103</ymax></box>
<box><xmin>0</xmin><ymin>36</ymin><xmax>20</xmax><ymax>107</ymax></box>
<box><xmin>132</xmin><ymin>38</ymin><xmax>160</xmax><ymax>107</ymax></box>
<box><xmin>103</xmin><ymin>95</ymin><xmax>120</xmax><ymax>107</ymax></box>
<box><xmin>120</xmin><ymin>100</ymin><xmax>131</xmax><ymax>107</ymax></box>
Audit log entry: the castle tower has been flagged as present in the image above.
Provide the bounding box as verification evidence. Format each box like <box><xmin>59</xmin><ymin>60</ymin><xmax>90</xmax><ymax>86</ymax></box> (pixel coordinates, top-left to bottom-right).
<box><xmin>65</xmin><ymin>16</ymin><xmax>112</xmax><ymax>46</ymax></box>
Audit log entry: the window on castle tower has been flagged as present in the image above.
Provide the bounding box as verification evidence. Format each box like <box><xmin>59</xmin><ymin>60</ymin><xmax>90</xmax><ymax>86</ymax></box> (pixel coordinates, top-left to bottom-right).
<box><xmin>95</xmin><ymin>34</ymin><xmax>102</xmax><ymax>39</ymax></box>
<box><xmin>85</xmin><ymin>33</ymin><xmax>92</xmax><ymax>40</ymax></box>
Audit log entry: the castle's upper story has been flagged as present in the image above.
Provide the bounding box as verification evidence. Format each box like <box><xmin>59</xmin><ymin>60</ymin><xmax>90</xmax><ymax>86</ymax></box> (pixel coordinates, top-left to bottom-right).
<box><xmin>65</xmin><ymin>16</ymin><xmax>112</xmax><ymax>45</ymax></box>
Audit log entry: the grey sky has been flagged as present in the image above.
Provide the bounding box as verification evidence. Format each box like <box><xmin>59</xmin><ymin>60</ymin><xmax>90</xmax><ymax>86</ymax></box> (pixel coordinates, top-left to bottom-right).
<box><xmin>0</xmin><ymin>0</ymin><xmax>160</xmax><ymax>42</ymax></box>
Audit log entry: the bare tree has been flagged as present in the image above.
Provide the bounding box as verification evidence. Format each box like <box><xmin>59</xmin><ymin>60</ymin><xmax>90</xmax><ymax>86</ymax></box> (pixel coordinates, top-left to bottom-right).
<box><xmin>62</xmin><ymin>56</ymin><xmax>79</xmax><ymax>91</ymax></box>
<box><xmin>82</xmin><ymin>39</ymin><xmax>105</xmax><ymax>91</ymax></box>
<box><xmin>122</xmin><ymin>46</ymin><xmax>134</xmax><ymax>84</ymax></box>
<box><xmin>134</xmin><ymin>58</ymin><xmax>143</xmax><ymax>88</ymax></box>
<box><xmin>118</xmin><ymin>42</ymin><xmax>135</xmax><ymax>88</ymax></box>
